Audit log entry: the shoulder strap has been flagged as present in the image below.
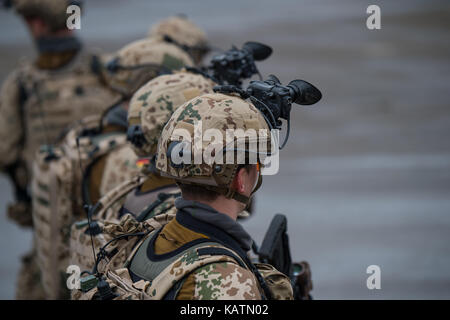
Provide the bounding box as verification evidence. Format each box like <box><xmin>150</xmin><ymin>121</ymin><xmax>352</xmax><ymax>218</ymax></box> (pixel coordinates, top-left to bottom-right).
<box><xmin>146</xmin><ymin>244</ymin><xmax>246</xmax><ymax>300</ymax></box>
<box><xmin>127</xmin><ymin>227</ymin><xmax>248</xmax><ymax>300</ymax></box>
<box><xmin>175</xmin><ymin>211</ymin><xmax>272</xmax><ymax>299</ymax></box>
<box><xmin>162</xmin><ymin>246</ymin><xmax>248</xmax><ymax>300</ymax></box>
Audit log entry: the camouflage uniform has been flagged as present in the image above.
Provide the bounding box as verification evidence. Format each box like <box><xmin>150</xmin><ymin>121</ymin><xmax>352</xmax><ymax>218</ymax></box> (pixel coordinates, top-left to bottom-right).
<box><xmin>126</xmin><ymin>199</ymin><xmax>269</xmax><ymax>300</ymax></box>
<box><xmin>31</xmin><ymin>111</ymin><xmax>135</xmax><ymax>299</ymax></box>
<box><xmin>0</xmin><ymin>55</ymin><xmax>121</xmax><ymax>170</ymax></box>
<box><xmin>30</xmin><ymin>38</ymin><xmax>194</xmax><ymax>299</ymax></box>
<box><xmin>0</xmin><ymin>42</ymin><xmax>120</xmax><ymax>228</ymax></box>
<box><xmin>0</xmin><ymin>0</ymin><xmax>121</xmax><ymax>300</ymax></box>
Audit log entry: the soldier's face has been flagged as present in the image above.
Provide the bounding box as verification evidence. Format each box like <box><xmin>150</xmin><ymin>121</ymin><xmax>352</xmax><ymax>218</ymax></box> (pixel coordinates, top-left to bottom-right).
<box><xmin>24</xmin><ymin>16</ymin><xmax>50</xmax><ymax>38</ymax></box>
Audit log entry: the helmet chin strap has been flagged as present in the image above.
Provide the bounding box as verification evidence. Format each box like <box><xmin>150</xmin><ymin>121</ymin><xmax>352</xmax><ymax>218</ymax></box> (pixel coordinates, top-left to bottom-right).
<box><xmin>171</xmin><ymin>168</ymin><xmax>264</xmax><ymax>206</ymax></box>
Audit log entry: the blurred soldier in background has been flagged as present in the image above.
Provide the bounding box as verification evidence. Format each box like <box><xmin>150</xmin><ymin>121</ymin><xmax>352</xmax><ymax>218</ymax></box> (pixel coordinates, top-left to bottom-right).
<box><xmin>0</xmin><ymin>0</ymin><xmax>121</xmax><ymax>299</ymax></box>
<box><xmin>0</xmin><ymin>0</ymin><xmax>120</xmax><ymax>227</ymax></box>
<box><xmin>32</xmin><ymin>36</ymin><xmax>195</xmax><ymax>299</ymax></box>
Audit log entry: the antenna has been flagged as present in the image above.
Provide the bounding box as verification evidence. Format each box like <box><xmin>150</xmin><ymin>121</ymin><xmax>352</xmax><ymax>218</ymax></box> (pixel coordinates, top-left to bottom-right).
<box><xmin>75</xmin><ymin>137</ymin><xmax>97</xmax><ymax>265</ymax></box>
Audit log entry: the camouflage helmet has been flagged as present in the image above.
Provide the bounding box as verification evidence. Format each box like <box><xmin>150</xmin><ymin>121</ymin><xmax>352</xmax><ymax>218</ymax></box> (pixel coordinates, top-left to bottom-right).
<box><xmin>100</xmin><ymin>38</ymin><xmax>194</xmax><ymax>98</ymax></box>
<box><xmin>155</xmin><ymin>93</ymin><xmax>272</xmax><ymax>204</ymax></box>
<box><xmin>13</xmin><ymin>0</ymin><xmax>80</xmax><ymax>31</ymax></box>
<box><xmin>127</xmin><ymin>70</ymin><xmax>216</xmax><ymax>158</ymax></box>
<box><xmin>148</xmin><ymin>15</ymin><xmax>209</xmax><ymax>65</ymax></box>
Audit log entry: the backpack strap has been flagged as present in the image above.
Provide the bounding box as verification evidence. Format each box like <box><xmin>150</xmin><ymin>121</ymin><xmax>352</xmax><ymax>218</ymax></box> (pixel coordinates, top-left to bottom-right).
<box><xmin>153</xmin><ymin>244</ymin><xmax>248</xmax><ymax>300</ymax></box>
<box><xmin>92</xmin><ymin>175</ymin><xmax>146</xmax><ymax>220</ymax></box>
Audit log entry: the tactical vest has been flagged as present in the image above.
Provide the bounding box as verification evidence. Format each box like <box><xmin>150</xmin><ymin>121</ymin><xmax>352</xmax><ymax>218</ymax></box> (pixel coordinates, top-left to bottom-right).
<box><xmin>127</xmin><ymin>228</ymin><xmax>252</xmax><ymax>299</ymax></box>
<box><xmin>73</xmin><ymin>245</ymin><xmax>243</xmax><ymax>300</ymax></box>
<box><xmin>72</xmin><ymin>211</ymin><xmax>293</xmax><ymax>300</ymax></box>
<box><xmin>17</xmin><ymin>53</ymin><xmax>120</xmax><ymax>171</ymax></box>
<box><xmin>69</xmin><ymin>175</ymin><xmax>180</xmax><ymax>275</ymax></box>
<box><xmin>32</xmin><ymin>115</ymin><xmax>132</xmax><ymax>299</ymax></box>
<box><xmin>72</xmin><ymin>213</ymin><xmax>251</xmax><ymax>300</ymax></box>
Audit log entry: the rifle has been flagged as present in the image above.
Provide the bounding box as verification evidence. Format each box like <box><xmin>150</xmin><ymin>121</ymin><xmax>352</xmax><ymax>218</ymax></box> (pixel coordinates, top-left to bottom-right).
<box><xmin>258</xmin><ymin>213</ymin><xmax>313</xmax><ymax>300</ymax></box>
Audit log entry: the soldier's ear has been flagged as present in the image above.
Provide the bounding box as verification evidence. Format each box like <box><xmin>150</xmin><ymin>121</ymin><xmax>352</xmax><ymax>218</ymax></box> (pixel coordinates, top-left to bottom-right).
<box><xmin>232</xmin><ymin>167</ymin><xmax>247</xmax><ymax>194</ymax></box>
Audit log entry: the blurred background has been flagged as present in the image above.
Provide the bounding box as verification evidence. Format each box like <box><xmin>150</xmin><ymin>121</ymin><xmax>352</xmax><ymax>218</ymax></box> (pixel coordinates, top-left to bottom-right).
<box><xmin>0</xmin><ymin>0</ymin><xmax>449</xmax><ymax>299</ymax></box>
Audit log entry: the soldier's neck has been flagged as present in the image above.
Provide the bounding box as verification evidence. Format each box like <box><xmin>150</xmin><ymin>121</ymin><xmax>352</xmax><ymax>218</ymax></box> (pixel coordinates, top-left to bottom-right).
<box><xmin>34</xmin><ymin>35</ymin><xmax>82</xmax><ymax>70</ymax></box>
<box><xmin>187</xmin><ymin>196</ymin><xmax>242</xmax><ymax>221</ymax></box>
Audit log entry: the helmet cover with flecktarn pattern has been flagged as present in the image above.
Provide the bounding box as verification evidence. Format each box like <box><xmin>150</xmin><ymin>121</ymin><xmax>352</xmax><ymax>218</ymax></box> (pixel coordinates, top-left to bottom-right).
<box><xmin>155</xmin><ymin>93</ymin><xmax>272</xmax><ymax>203</ymax></box>
<box><xmin>100</xmin><ymin>38</ymin><xmax>194</xmax><ymax>98</ymax></box>
<box><xmin>127</xmin><ymin>70</ymin><xmax>216</xmax><ymax>157</ymax></box>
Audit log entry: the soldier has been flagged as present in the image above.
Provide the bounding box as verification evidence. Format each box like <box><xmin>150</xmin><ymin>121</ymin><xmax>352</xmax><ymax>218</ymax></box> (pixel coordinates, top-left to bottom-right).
<box><xmin>148</xmin><ymin>15</ymin><xmax>210</xmax><ymax>66</ymax></box>
<box><xmin>109</xmin><ymin>74</ymin><xmax>321</xmax><ymax>300</ymax></box>
<box><xmin>73</xmin><ymin>83</ymin><xmax>302</xmax><ymax>300</ymax></box>
<box><xmin>0</xmin><ymin>0</ymin><xmax>121</xmax><ymax>227</ymax></box>
<box><xmin>134</xmin><ymin>92</ymin><xmax>289</xmax><ymax>299</ymax></box>
<box><xmin>0</xmin><ymin>0</ymin><xmax>123</xmax><ymax>300</ymax></box>
<box><xmin>69</xmin><ymin>71</ymin><xmax>216</xmax><ymax>276</ymax></box>
<box><xmin>31</xmin><ymin>36</ymin><xmax>195</xmax><ymax>299</ymax></box>
<box><xmin>78</xmin><ymin>36</ymin><xmax>195</xmax><ymax>204</ymax></box>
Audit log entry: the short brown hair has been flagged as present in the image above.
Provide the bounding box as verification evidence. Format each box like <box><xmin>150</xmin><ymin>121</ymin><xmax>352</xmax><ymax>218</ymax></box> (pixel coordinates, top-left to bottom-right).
<box><xmin>177</xmin><ymin>165</ymin><xmax>252</xmax><ymax>201</ymax></box>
